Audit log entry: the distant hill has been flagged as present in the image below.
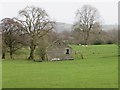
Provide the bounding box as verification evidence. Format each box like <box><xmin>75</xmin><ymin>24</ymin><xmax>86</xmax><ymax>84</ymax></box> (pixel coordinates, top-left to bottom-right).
<box><xmin>102</xmin><ymin>25</ymin><xmax>118</xmax><ymax>31</ymax></box>
<box><xmin>55</xmin><ymin>22</ymin><xmax>118</xmax><ymax>32</ymax></box>
<box><xmin>55</xmin><ymin>22</ymin><xmax>72</xmax><ymax>32</ymax></box>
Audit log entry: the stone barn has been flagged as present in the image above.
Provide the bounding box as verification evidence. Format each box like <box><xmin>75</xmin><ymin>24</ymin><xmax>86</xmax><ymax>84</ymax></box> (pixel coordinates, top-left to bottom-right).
<box><xmin>46</xmin><ymin>39</ymin><xmax>74</xmax><ymax>61</ymax></box>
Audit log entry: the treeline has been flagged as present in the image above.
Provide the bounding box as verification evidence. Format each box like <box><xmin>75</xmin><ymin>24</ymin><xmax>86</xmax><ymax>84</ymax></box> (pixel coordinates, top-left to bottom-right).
<box><xmin>0</xmin><ymin>5</ymin><xmax>118</xmax><ymax>60</ymax></box>
<box><xmin>59</xmin><ymin>27</ymin><xmax>118</xmax><ymax>45</ymax></box>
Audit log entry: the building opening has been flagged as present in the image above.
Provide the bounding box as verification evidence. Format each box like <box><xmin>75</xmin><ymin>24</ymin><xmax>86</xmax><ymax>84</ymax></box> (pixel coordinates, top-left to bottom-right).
<box><xmin>66</xmin><ymin>49</ymin><xmax>70</xmax><ymax>54</ymax></box>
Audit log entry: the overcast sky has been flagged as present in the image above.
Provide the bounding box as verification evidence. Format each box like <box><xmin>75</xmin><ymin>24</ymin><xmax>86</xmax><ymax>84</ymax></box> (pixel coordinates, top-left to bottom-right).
<box><xmin>0</xmin><ymin>0</ymin><xmax>118</xmax><ymax>25</ymax></box>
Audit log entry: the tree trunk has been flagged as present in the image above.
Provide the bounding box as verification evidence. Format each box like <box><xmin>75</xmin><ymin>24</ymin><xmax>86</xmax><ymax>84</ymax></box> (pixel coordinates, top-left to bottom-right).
<box><xmin>84</xmin><ymin>38</ymin><xmax>88</xmax><ymax>45</ymax></box>
<box><xmin>84</xmin><ymin>32</ymin><xmax>89</xmax><ymax>45</ymax></box>
<box><xmin>2</xmin><ymin>42</ymin><xmax>6</xmax><ymax>59</ymax></box>
<box><xmin>2</xmin><ymin>52</ymin><xmax>5</xmax><ymax>59</ymax></box>
<box><xmin>10</xmin><ymin>51</ymin><xmax>13</xmax><ymax>59</ymax></box>
<box><xmin>9</xmin><ymin>46</ymin><xmax>13</xmax><ymax>59</ymax></box>
<box><xmin>41</xmin><ymin>53</ymin><xmax>46</xmax><ymax>61</ymax></box>
<box><xmin>28</xmin><ymin>44</ymin><xmax>36</xmax><ymax>60</ymax></box>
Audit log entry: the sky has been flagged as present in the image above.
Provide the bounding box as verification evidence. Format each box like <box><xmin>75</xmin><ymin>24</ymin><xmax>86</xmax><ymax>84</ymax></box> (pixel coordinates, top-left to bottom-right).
<box><xmin>0</xmin><ymin>0</ymin><xmax>118</xmax><ymax>25</ymax></box>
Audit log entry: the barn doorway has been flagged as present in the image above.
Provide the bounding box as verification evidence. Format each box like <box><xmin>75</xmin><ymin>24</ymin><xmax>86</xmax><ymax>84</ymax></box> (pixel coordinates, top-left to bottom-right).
<box><xmin>66</xmin><ymin>49</ymin><xmax>70</xmax><ymax>54</ymax></box>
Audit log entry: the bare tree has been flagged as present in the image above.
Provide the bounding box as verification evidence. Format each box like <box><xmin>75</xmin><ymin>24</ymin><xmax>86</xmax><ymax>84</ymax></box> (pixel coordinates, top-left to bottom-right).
<box><xmin>15</xmin><ymin>6</ymin><xmax>54</xmax><ymax>60</ymax></box>
<box><xmin>106</xmin><ymin>28</ymin><xmax>118</xmax><ymax>44</ymax></box>
<box><xmin>1</xmin><ymin>18</ymin><xmax>23</xmax><ymax>59</ymax></box>
<box><xmin>73</xmin><ymin>5</ymin><xmax>100</xmax><ymax>45</ymax></box>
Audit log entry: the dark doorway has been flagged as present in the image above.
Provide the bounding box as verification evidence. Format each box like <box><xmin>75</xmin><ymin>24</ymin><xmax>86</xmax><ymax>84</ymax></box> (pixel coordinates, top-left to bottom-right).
<box><xmin>66</xmin><ymin>49</ymin><xmax>70</xmax><ymax>54</ymax></box>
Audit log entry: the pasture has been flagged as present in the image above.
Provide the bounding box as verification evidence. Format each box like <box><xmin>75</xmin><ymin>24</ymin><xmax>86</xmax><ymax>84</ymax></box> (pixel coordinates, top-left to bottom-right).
<box><xmin>2</xmin><ymin>44</ymin><xmax>118</xmax><ymax>88</ymax></box>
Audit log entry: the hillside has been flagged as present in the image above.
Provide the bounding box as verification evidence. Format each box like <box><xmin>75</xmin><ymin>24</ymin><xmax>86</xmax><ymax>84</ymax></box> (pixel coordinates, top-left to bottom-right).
<box><xmin>55</xmin><ymin>22</ymin><xmax>118</xmax><ymax>32</ymax></box>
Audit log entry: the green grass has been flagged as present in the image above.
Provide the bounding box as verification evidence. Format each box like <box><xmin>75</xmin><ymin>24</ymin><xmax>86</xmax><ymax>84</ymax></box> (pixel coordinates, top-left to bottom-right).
<box><xmin>2</xmin><ymin>44</ymin><xmax>118</xmax><ymax>88</ymax></box>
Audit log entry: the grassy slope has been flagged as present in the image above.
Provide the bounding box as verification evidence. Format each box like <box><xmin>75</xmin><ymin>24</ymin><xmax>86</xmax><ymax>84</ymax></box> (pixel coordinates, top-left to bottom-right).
<box><xmin>2</xmin><ymin>44</ymin><xmax>118</xmax><ymax>88</ymax></box>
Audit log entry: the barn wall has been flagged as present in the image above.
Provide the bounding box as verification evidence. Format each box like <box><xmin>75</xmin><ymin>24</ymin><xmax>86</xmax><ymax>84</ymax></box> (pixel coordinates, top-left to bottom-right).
<box><xmin>46</xmin><ymin>47</ymin><xmax>72</xmax><ymax>60</ymax></box>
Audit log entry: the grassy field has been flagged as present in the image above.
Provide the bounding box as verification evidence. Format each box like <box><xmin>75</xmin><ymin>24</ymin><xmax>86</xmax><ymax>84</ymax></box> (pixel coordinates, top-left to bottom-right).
<box><xmin>2</xmin><ymin>44</ymin><xmax>118</xmax><ymax>88</ymax></box>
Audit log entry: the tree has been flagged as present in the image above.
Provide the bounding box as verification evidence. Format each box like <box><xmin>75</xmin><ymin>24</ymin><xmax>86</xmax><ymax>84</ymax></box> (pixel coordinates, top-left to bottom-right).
<box><xmin>73</xmin><ymin>5</ymin><xmax>100</xmax><ymax>45</ymax></box>
<box><xmin>106</xmin><ymin>28</ymin><xmax>118</xmax><ymax>44</ymax></box>
<box><xmin>1</xmin><ymin>18</ymin><xmax>23</xmax><ymax>59</ymax></box>
<box><xmin>15</xmin><ymin>6</ymin><xmax>54</xmax><ymax>60</ymax></box>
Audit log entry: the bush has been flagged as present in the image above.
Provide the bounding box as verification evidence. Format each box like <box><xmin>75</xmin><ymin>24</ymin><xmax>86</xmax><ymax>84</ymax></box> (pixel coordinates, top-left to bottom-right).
<box><xmin>92</xmin><ymin>40</ymin><xmax>103</xmax><ymax>45</ymax></box>
<box><xmin>36</xmin><ymin>47</ymin><xmax>46</xmax><ymax>61</ymax></box>
<box><xmin>106</xmin><ymin>41</ymin><xmax>114</xmax><ymax>44</ymax></box>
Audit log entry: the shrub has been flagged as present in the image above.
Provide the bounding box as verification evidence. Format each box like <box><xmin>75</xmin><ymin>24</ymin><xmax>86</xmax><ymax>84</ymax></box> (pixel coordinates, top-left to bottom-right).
<box><xmin>92</xmin><ymin>40</ymin><xmax>103</xmax><ymax>45</ymax></box>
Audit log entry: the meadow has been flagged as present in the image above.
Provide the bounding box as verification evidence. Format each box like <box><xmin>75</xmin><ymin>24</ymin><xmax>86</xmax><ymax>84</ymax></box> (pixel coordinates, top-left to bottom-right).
<box><xmin>2</xmin><ymin>44</ymin><xmax>118</xmax><ymax>88</ymax></box>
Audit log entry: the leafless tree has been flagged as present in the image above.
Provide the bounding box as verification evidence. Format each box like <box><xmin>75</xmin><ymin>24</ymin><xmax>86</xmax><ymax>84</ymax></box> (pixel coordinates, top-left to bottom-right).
<box><xmin>1</xmin><ymin>18</ymin><xmax>23</xmax><ymax>59</ymax></box>
<box><xmin>15</xmin><ymin>6</ymin><xmax>54</xmax><ymax>60</ymax></box>
<box><xmin>73</xmin><ymin>5</ymin><xmax>100</xmax><ymax>45</ymax></box>
<box><xmin>106</xmin><ymin>28</ymin><xmax>118</xmax><ymax>44</ymax></box>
